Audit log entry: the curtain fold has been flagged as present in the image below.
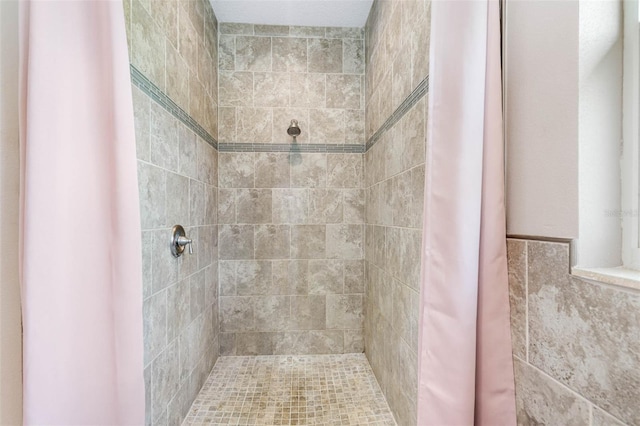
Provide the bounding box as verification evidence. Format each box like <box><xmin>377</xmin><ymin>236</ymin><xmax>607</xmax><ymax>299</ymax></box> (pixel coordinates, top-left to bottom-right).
<box><xmin>417</xmin><ymin>1</ymin><xmax>517</xmax><ymax>424</ymax></box>
<box><xmin>19</xmin><ymin>1</ymin><xmax>145</xmax><ymax>424</ymax></box>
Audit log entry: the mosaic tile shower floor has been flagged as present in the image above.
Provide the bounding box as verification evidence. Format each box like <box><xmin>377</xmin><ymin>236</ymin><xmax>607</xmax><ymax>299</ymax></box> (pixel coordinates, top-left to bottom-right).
<box><xmin>183</xmin><ymin>354</ymin><xmax>397</xmax><ymax>426</ymax></box>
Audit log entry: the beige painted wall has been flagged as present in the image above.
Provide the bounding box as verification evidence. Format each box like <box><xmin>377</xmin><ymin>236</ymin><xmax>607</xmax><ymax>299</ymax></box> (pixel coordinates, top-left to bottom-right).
<box><xmin>504</xmin><ymin>0</ymin><xmax>580</xmax><ymax>239</ymax></box>
<box><xmin>0</xmin><ymin>0</ymin><xmax>23</xmax><ymax>424</ymax></box>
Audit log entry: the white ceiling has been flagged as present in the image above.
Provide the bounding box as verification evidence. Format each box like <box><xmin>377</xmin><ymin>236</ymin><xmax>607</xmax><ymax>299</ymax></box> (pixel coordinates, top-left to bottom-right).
<box><xmin>209</xmin><ymin>0</ymin><xmax>374</xmax><ymax>28</ymax></box>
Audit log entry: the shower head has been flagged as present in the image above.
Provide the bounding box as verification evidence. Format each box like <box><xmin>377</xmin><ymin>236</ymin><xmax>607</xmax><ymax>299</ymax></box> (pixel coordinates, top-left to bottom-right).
<box><xmin>287</xmin><ymin>119</ymin><xmax>301</xmax><ymax>138</ymax></box>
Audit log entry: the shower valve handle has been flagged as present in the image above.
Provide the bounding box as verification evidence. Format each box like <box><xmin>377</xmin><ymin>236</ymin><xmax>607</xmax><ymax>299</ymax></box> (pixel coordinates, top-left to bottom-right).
<box><xmin>170</xmin><ymin>225</ymin><xmax>193</xmax><ymax>257</ymax></box>
<box><xmin>176</xmin><ymin>236</ymin><xmax>193</xmax><ymax>254</ymax></box>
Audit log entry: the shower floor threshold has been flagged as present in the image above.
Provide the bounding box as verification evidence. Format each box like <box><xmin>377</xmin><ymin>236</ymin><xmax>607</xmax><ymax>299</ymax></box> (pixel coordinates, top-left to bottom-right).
<box><xmin>183</xmin><ymin>353</ymin><xmax>397</xmax><ymax>426</ymax></box>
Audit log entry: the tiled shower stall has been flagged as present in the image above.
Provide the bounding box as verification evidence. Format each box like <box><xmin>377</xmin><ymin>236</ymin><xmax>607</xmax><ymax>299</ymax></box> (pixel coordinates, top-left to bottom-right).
<box><xmin>126</xmin><ymin>0</ymin><xmax>430</xmax><ymax>423</ymax></box>
<box><xmin>124</xmin><ymin>0</ymin><xmax>640</xmax><ymax>425</ymax></box>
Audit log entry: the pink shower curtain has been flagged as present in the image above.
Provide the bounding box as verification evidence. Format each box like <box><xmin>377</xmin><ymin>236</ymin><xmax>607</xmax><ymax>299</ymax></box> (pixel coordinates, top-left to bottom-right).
<box><xmin>19</xmin><ymin>1</ymin><xmax>145</xmax><ymax>424</ymax></box>
<box><xmin>417</xmin><ymin>1</ymin><xmax>517</xmax><ymax>424</ymax></box>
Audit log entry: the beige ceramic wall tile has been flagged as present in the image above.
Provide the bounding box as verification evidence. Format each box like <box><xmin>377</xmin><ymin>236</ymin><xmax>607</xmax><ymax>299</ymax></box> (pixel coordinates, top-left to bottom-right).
<box><xmin>289</xmin><ymin>73</ymin><xmax>326</xmax><ymax>108</ymax></box>
<box><xmin>326</xmin><ymin>75</ymin><xmax>362</xmax><ymax>109</ymax></box>
<box><xmin>272</xmin><ymin>37</ymin><xmax>308</xmax><ymax>72</ymax></box>
<box><xmin>253</xmin><ymin>72</ymin><xmax>290</xmax><ymax>108</ymax></box>
<box><xmin>236</xmin><ymin>107</ymin><xmax>273</xmax><ymax>143</ymax></box>
<box><xmin>309</xmin><ymin>109</ymin><xmax>345</xmax><ymax>144</ymax></box>
<box><xmin>514</xmin><ymin>358</ymin><xmax>590</xmax><ymax>426</ymax></box>
<box><xmin>291</xmin><ymin>225</ymin><xmax>326</xmax><ymax>259</ymax></box>
<box><xmin>308</xmin><ymin>38</ymin><xmax>343</xmax><ymax>73</ymax></box>
<box><xmin>219</xmin><ymin>71</ymin><xmax>253</xmax><ymax>107</ymax></box>
<box><xmin>254</xmin><ymin>225</ymin><xmax>291</xmax><ymax>259</ymax></box>
<box><xmin>507</xmin><ymin>239</ymin><xmax>527</xmax><ymax>360</ymax></box>
<box><xmin>131</xmin><ymin>0</ymin><xmax>165</xmax><ymax>89</ymax></box>
<box><xmin>219</xmin><ymin>153</ymin><xmax>255</xmax><ymax>188</ymax></box>
<box><xmin>527</xmin><ymin>241</ymin><xmax>640</xmax><ymax>425</ymax></box>
<box><xmin>235</xmin><ymin>36</ymin><xmax>272</xmax><ymax>71</ymax></box>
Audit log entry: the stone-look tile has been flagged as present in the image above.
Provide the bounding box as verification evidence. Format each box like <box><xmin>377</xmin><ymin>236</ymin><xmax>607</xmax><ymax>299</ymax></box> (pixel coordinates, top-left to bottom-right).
<box><xmin>253</xmin><ymin>72</ymin><xmax>290</xmax><ymax>107</ymax></box>
<box><xmin>166</xmin><ymin>279</ymin><xmax>190</xmax><ymax>343</ymax></box>
<box><xmin>189</xmin><ymin>270</ymin><xmax>207</xmax><ymax>322</ymax></box>
<box><xmin>220</xmin><ymin>22</ymin><xmax>254</xmax><ymax>35</ymax></box>
<box><xmin>308</xmin><ymin>38</ymin><xmax>343</xmax><ymax>73</ymax></box>
<box><xmin>236</xmin><ymin>189</ymin><xmax>272</xmax><ymax>224</ymax></box>
<box><xmin>327</xmin><ymin>224</ymin><xmax>363</xmax><ymax>260</ymax></box>
<box><xmin>151</xmin><ymin>339</ymin><xmax>180</xmax><ymax>424</ymax></box>
<box><xmin>166</xmin><ymin>173</ymin><xmax>190</xmax><ymax>227</ymax></box>
<box><xmin>219</xmin><ymin>71</ymin><xmax>253</xmax><ymax>107</ymax></box>
<box><xmin>344</xmin><ymin>260</ymin><xmax>364</xmax><ymax>293</ymax></box>
<box><xmin>411</xmin><ymin>3</ymin><xmax>431</xmax><ymax>88</ymax></box>
<box><xmin>219</xmin><ymin>153</ymin><xmax>255</xmax><ymax>188</ymax></box>
<box><xmin>401</xmin><ymin>97</ymin><xmax>427</xmax><ymax>171</ymax></box>
<box><xmin>219</xmin><ymin>333</ymin><xmax>236</xmax><ymax>356</ymax></box>
<box><xmin>290</xmin><ymin>26</ymin><xmax>326</xmax><ymax>38</ymax></box>
<box><xmin>255</xmin><ymin>225</ymin><xmax>291</xmax><ymax>259</ymax></box>
<box><xmin>141</xmin><ymin>231</ymin><xmax>153</xmax><ymax>299</ymax></box>
<box><xmin>326</xmin><ymin>27</ymin><xmax>363</xmax><ymax>39</ymax></box>
<box><xmin>255</xmin><ymin>153</ymin><xmax>290</xmax><ymax>188</ymax></box>
<box><xmin>326</xmin><ymin>75</ymin><xmax>361</xmax><ymax>109</ymax></box>
<box><xmin>197</xmin><ymin>140</ymin><xmax>217</xmax><ymax>186</ymax></box>
<box><xmin>514</xmin><ymin>358</ymin><xmax>590</xmax><ymax>426</ymax></box>
<box><xmin>272</xmin><ymin>107</ymin><xmax>310</xmax><ymax>144</ymax></box>
<box><xmin>220</xmin><ymin>297</ymin><xmax>254</xmax><ymax>332</ymax></box>
<box><xmin>507</xmin><ymin>239</ymin><xmax>527</xmax><ymax>360</ymax></box>
<box><xmin>218</xmin><ymin>107</ymin><xmax>236</xmax><ymax>143</ymax></box>
<box><xmin>391</xmin><ymin>41</ymin><xmax>412</xmax><ymax>111</ymax></box>
<box><xmin>309</xmin><ymin>260</ymin><xmax>344</xmax><ymax>294</ymax></box>
<box><xmin>177</xmin><ymin>126</ymin><xmax>197</xmax><ymax>179</ymax></box>
<box><xmin>343</xmin><ymin>38</ymin><xmax>364</xmax><ymax>74</ymax></box>
<box><xmin>236</xmin><ymin>107</ymin><xmax>273</xmax><ymax>143</ymax></box>
<box><xmin>235</xmin><ymin>260</ymin><xmax>272</xmax><ymax>296</ymax></box>
<box><xmin>344</xmin><ymin>109</ymin><xmax>365</xmax><ymax>144</ymax></box>
<box><xmin>391</xmin><ymin>280</ymin><xmax>417</xmax><ymax>346</ymax></box>
<box><xmin>235</xmin><ymin>332</ymin><xmax>275</xmax><ymax>355</ymax></box>
<box><xmin>165</xmin><ymin>41</ymin><xmax>189</xmax><ymax>111</ymax></box>
<box><xmin>308</xmin><ymin>189</ymin><xmax>343</xmax><ymax>223</ymax></box>
<box><xmin>593</xmin><ymin>407</ymin><xmax>627</xmax><ymax>426</ymax></box>
<box><xmin>289</xmin><ymin>73</ymin><xmax>325</xmax><ymax>108</ymax></box>
<box><xmin>132</xmin><ymin>86</ymin><xmax>151</xmax><ymax>162</ymax></box>
<box><xmin>309</xmin><ymin>109</ymin><xmax>345</xmax><ymax>144</ymax></box>
<box><xmin>217</xmin><ymin>189</ymin><xmax>235</xmax><ymax>224</ymax></box>
<box><xmin>219</xmin><ymin>225</ymin><xmax>254</xmax><ymax>260</ymax></box>
<box><xmin>219</xmin><ymin>261</ymin><xmax>236</xmax><ymax>296</ymax></box>
<box><xmin>254</xmin><ymin>296</ymin><xmax>290</xmax><ymax>331</ymax></box>
<box><xmin>143</xmin><ymin>291</ymin><xmax>167</xmax><ymax>366</ymax></box>
<box><xmin>344</xmin><ymin>330</ymin><xmax>364</xmax><ymax>353</ymax></box>
<box><xmin>138</xmin><ymin>162</ymin><xmax>166</xmax><ymax>229</ymax></box>
<box><xmin>272</xmin><ymin>37</ymin><xmax>307</xmax><ymax>72</ymax></box>
<box><xmin>385</xmin><ymin>227</ymin><xmax>421</xmax><ymax>290</ymax></box>
<box><xmin>151</xmin><ymin>229</ymin><xmax>179</xmax><ymax>293</ymax></box>
<box><xmin>131</xmin><ymin>0</ymin><xmax>165</xmax><ymax>89</ymax></box>
<box><xmin>272</xmin><ymin>260</ymin><xmax>309</xmax><ymax>295</ymax></box>
<box><xmin>528</xmin><ymin>241</ymin><xmax>640</xmax><ymax>425</ymax></box>
<box><xmin>235</xmin><ymin>36</ymin><xmax>272</xmax><ymax>71</ymax></box>
<box><xmin>275</xmin><ymin>331</ymin><xmax>344</xmax><ymax>355</ymax></box>
<box><xmin>291</xmin><ymin>154</ymin><xmax>327</xmax><ymax>188</ymax></box>
<box><xmin>290</xmin><ymin>296</ymin><xmax>327</xmax><ymax>330</ymax></box>
<box><xmin>255</xmin><ymin>24</ymin><xmax>289</xmax><ymax>36</ymax></box>
<box><xmin>188</xmin><ymin>179</ymin><xmax>205</xmax><ymax>227</ymax></box>
<box><xmin>291</xmin><ymin>225</ymin><xmax>326</xmax><ymax>259</ymax></box>
<box><xmin>272</xmin><ymin>188</ymin><xmax>309</xmax><ymax>224</ymax></box>
<box><xmin>177</xmin><ymin>6</ymin><xmax>198</xmax><ymax>74</ymax></box>
<box><xmin>144</xmin><ymin>365</ymin><xmax>152</xmax><ymax>426</ymax></box>
<box><xmin>149</xmin><ymin>103</ymin><xmax>179</xmax><ymax>172</ymax></box>
<box><xmin>327</xmin><ymin>154</ymin><xmax>362</xmax><ymax>188</ymax></box>
<box><xmin>344</xmin><ymin>189</ymin><xmax>365</xmax><ymax>224</ymax></box>
<box><xmin>327</xmin><ymin>294</ymin><xmax>363</xmax><ymax>329</ymax></box>
<box><xmin>218</xmin><ymin>34</ymin><xmax>235</xmax><ymax>70</ymax></box>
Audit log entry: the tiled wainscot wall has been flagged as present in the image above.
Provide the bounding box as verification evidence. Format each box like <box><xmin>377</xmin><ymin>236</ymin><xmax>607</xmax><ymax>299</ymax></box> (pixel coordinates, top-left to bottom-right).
<box><xmin>217</xmin><ymin>23</ymin><xmax>367</xmax><ymax>356</ymax></box>
<box><xmin>363</xmin><ymin>0</ymin><xmax>431</xmax><ymax>425</ymax></box>
<box><xmin>124</xmin><ymin>0</ymin><xmax>220</xmax><ymax>425</ymax></box>
<box><xmin>507</xmin><ymin>239</ymin><xmax>640</xmax><ymax>426</ymax></box>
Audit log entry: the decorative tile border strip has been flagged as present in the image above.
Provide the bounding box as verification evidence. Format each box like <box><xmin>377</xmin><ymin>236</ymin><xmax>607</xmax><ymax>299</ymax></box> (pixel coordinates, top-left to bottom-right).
<box><xmin>365</xmin><ymin>76</ymin><xmax>429</xmax><ymax>152</ymax></box>
<box><xmin>218</xmin><ymin>143</ymin><xmax>365</xmax><ymax>153</ymax></box>
<box><xmin>129</xmin><ymin>65</ymin><xmax>218</xmax><ymax>149</ymax></box>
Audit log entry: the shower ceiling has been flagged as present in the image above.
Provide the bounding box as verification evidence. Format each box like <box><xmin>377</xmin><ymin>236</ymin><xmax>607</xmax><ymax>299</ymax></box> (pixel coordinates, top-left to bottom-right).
<box><xmin>209</xmin><ymin>0</ymin><xmax>374</xmax><ymax>28</ymax></box>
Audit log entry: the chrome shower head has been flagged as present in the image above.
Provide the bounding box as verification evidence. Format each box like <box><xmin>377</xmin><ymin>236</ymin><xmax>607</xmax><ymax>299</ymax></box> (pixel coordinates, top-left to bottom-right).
<box><xmin>287</xmin><ymin>119</ymin><xmax>301</xmax><ymax>138</ymax></box>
